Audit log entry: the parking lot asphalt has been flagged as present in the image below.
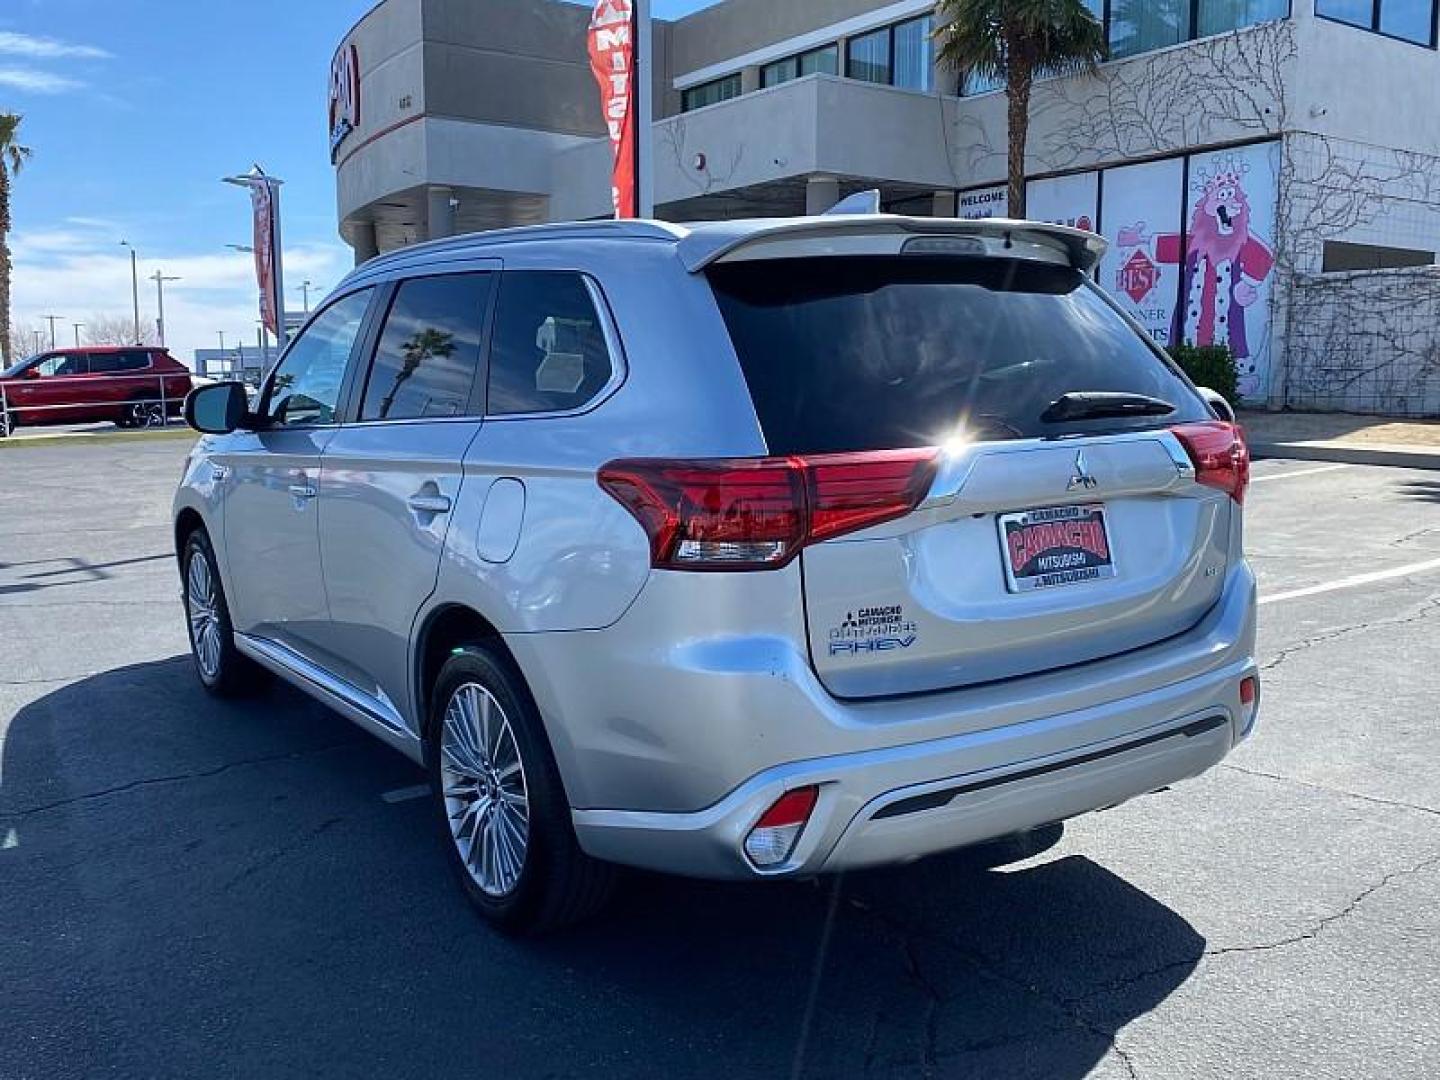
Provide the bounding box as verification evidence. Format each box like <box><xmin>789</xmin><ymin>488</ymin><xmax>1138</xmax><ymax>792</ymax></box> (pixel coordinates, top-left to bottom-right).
<box><xmin>2</xmin><ymin>439</ymin><xmax>1439</xmax><ymax>1080</ymax></box>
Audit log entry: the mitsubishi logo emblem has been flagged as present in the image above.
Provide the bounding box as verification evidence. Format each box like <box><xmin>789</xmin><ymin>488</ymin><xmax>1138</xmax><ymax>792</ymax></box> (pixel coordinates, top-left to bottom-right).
<box><xmin>1068</xmin><ymin>450</ymin><xmax>1099</xmax><ymax>491</ymax></box>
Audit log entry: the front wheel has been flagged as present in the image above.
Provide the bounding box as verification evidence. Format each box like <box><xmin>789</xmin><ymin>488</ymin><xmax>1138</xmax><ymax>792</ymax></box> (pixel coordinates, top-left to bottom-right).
<box><xmin>182</xmin><ymin>529</ymin><xmax>265</xmax><ymax>696</ymax></box>
<box><xmin>429</xmin><ymin>647</ymin><xmax>616</xmax><ymax>933</ymax></box>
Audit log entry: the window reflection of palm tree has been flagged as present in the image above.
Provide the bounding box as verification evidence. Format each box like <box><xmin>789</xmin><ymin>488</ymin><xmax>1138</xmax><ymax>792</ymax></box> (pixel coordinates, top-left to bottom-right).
<box><xmin>379</xmin><ymin>327</ymin><xmax>455</xmax><ymax>419</ymax></box>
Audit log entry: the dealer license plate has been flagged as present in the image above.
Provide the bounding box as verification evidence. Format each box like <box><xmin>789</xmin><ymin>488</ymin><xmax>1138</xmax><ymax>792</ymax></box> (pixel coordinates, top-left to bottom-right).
<box><xmin>999</xmin><ymin>504</ymin><xmax>1116</xmax><ymax>593</ymax></box>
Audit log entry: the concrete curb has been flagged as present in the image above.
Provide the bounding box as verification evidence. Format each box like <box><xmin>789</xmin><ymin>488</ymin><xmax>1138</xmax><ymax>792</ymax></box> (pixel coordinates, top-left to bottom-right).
<box><xmin>1250</xmin><ymin>440</ymin><xmax>1440</xmax><ymax>471</ymax></box>
<box><xmin>0</xmin><ymin>427</ymin><xmax>197</xmax><ymax>450</ymax></box>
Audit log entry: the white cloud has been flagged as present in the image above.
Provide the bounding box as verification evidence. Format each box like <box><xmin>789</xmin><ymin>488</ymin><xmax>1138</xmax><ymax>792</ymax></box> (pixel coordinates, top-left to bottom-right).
<box><xmin>0</xmin><ymin>31</ymin><xmax>111</xmax><ymax>60</ymax></box>
<box><xmin>11</xmin><ymin>228</ymin><xmax>354</xmax><ymax>364</ymax></box>
<box><xmin>0</xmin><ymin>66</ymin><xmax>84</xmax><ymax>94</ymax></box>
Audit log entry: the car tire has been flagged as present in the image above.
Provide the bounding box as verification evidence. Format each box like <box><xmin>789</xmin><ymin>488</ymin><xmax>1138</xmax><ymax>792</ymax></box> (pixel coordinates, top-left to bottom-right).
<box><xmin>428</xmin><ymin>646</ymin><xmax>617</xmax><ymax>934</ymax></box>
<box><xmin>181</xmin><ymin>529</ymin><xmax>266</xmax><ymax>697</ymax></box>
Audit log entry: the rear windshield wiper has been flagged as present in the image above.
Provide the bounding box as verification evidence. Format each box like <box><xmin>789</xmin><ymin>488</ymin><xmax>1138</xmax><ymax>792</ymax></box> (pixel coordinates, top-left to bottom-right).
<box><xmin>1040</xmin><ymin>392</ymin><xmax>1176</xmax><ymax>424</ymax></box>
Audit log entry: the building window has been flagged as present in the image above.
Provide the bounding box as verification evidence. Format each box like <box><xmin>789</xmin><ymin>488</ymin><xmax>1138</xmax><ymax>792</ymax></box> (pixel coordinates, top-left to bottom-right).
<box><xmin>846</xmin><ymin>17</ymin><xmax>934</xmax><ymax>89</ymax></box>
<box><xmin>1322</xmin><ymin>241</ymin><xmax>1436</xmax><ymax>271</ymax></box>
<box><xmin>761</xmin><ymin>56</ymin><xmax>798</xmax><ymax>87</ymax></box>
<box><xmin>1318</xmin><ymin>0</ymin><xmax>1435</xmax><ymax>43</ymax></box>
<box><xmin>681</xmin><ymin>74</ymin><xmax>742</xmax><ymax>112</ymax></box>
<box><xmin>800</xmin><ymin>44</ymin><xmax>840</xmax><ymax>76</ymax></box>
<box><xmin>893</xmin><ymin>16</ymin><xmax>935</xmax><ymax>91</ymax></box>
<box><xmin>1195</xmin><ymin>0</ymin><xmax>1290</xmax><ymax>36</ymax></box>
<box><xmin>846</xmin><ymin>27</ymin><xmax>892</xmax><ymax>84</ymax></box>
<box><xmin>762</xmin><ymin>45</ymin><xmax>841</xmax><ymax>88</ymax></box>
<box><xmin>1109</xmin><ymin>0</ymin><xmax>1193</xmax><ymax>57</ymax></box>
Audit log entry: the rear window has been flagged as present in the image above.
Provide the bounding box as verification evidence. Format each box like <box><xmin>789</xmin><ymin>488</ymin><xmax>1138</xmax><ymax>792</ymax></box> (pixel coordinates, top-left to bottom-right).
<box><xmin>708</xmin><ymin>256</ymin><xmax>1209</xmax><ymax>456</ymax></box>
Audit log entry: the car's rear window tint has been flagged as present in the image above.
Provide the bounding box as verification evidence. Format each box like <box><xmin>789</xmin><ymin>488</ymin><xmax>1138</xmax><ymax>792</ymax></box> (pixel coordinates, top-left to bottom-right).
<box><xmin>708</xmin><ymin>256</ymin><xmax>1209</xmax><ymax>456</ymax></box>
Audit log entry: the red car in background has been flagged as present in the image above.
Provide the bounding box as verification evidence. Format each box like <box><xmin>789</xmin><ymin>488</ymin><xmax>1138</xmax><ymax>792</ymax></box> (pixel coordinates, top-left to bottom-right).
<box><xmin>0</xmin><ymin>346</ymin><xmax>193</xmax><ymax>436</ymax></box>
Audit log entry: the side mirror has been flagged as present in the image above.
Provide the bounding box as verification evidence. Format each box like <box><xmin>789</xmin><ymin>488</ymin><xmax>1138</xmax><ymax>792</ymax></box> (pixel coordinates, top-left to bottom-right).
<box><xmin>21</xmin><ymin>367</ymin><xmax>39</xmax><ymax>380</ymax></box>
<box><xmin>1195</xmin><ymin>386</ymin><xmax>1236</xmax><ymax>424</ymax></box>
<box><xmin>185</xmin><ymin>382</ymin><xmax>250</xmax><ymax>435</ymax></box>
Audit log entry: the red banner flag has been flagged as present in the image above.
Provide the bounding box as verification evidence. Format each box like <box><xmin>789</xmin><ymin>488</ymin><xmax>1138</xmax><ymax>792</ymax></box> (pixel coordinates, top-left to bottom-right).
<box><xmin>248</xmin><ymin>178</ymin><xmax>281</xmax><ymax>338</ymax></box>
<box><xmin>588</xmin><ymin>0</ymin><xmax>637</xmax><ymax>219</ymax></box>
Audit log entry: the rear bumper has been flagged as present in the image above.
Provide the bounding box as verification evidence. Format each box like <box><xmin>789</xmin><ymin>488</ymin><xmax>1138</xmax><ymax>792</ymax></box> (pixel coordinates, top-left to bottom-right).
<box><xmin>511</xmin><ymin>560</ymin><xmax>1258</xmax><ymax>880</ymax></box>
<box><xmin>571</xmin><ymin>653</ymin><xmax>1258</xmax><ymax>880</ymax></box>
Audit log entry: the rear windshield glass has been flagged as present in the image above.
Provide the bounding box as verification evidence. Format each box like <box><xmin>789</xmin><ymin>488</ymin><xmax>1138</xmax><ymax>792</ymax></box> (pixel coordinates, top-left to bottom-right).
<box><xmin>708</xmin><ymin>256</ymin><xmax>1209</xmax><ymax>455</ymax></box>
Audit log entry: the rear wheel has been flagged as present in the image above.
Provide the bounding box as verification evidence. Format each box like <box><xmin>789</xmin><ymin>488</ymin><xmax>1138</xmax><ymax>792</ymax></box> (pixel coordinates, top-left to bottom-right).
<box><xmin>182</xmin><ymin>529</ymin><xmax>265</xmax><ymax>696</ymax></box>
<box><xmin>429</xmin><ymin>647</ymin><xmax>616</xmax><ymax>933</ymax></box>
<box><xmin>117</xmin><ymin>395</ymin><xmax>165</xmax><ymax>429</ymax></box>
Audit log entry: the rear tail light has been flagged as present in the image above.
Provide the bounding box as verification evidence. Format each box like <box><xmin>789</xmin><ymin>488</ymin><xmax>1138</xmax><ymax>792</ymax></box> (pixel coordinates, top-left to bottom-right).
<box><xmin>1239</xmin><ymin>675</ymin><xmax>1257</xmax><ymax>706</ymax></box>
<box><xmin>744</xmin><ymin>786</ymin><xmax>819</xmax><ymax>868</ymax></box>
<box><xmin>598</xmin><ymin>448</ymin><xmax>938</xmax><ymax>571</ymax></box>
<box><xmin>1171</xmin><ymin>422</ymin><xmax>1250</xmax><ymax>504</ymax></box>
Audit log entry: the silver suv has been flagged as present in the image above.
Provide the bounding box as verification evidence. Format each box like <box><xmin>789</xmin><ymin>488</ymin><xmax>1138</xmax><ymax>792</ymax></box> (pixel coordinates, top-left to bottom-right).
<box><xmin>175</xmin><ymin>214</ymin><xmax>1259</xmax><ymax>932</ymax></box>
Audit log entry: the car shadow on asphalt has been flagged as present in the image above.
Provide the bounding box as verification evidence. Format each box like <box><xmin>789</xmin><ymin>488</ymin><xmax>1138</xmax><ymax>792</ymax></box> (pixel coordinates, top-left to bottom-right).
<box><xmin>1</xmin><ymin>658</ymin><xmax>1204</xmax><ymax>1080</ymax></box>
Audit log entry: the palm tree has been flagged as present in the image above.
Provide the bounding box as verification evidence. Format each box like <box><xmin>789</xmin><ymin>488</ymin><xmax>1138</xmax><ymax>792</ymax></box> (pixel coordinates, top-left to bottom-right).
<box><xmin>378</xmin><ymin>328</ymin><xmax>456</xmax><ymax>419</ymax></box>
<box><xmin>937</xmin><ymin>0</ymin><xmax>1105</xmax><ymax>219</ymax></box>
<box><xmin>0</xmin><ymin>113</ymin><xmax>31</xmax><ymax>367</ymax></box>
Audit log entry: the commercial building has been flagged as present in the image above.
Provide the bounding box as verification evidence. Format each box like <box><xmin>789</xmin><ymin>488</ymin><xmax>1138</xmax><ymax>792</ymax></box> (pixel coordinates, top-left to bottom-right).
<box><xmin>331</xmin><ymin>0</ymin><xmax>1440</xmax><ymax>415</ymax></box>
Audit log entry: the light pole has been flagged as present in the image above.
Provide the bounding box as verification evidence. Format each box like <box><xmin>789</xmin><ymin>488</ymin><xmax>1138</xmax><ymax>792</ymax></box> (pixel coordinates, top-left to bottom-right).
<box><xmin>44</xmin><ymin>315</ymin><xmax>63</xmax><ymax>349</ymax></box>
<box><xmin>119</xmin><ymin>240</ymin><xmax>142</xmax><ymax>343</ymax></box>
<box><xmin>32</xmin><ymin>329</ymin><xmax>42</xmax><ymax>354</ymax></box>
<box><xmin>72</xmin><ymin>323</ymin><xmax>84</xmax><ymax>348</ymax></box>
<box><xmin>297</xmin><ymin>279</ymin><xmax>322</xmax><ymax>315</ymax></box>
<box><xmin>150</xmin><ymin>270</ymin><xmax>181</xmax><ymax>347</ymax></box>
<box><xmin>218</xmin><ymin>330</ymin><xmax>226</xmax><ymax>355</ymax></box>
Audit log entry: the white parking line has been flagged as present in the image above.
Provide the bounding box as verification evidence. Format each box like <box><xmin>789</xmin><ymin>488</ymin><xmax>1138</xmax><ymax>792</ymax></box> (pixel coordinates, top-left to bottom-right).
<box><xmin>1260</xmin><ymin>556</ymin><xmax>1440</xmax><ymax>605</ymax></box>
<box><xmin>1251</xmin><ymin>464</ymin><xmax>1351</xmax><ymax>484</ymax></box>
<box><xmin>381</xmin><ymin>784</ymin><xmax>430</xmax><ymax>804</ymax></box>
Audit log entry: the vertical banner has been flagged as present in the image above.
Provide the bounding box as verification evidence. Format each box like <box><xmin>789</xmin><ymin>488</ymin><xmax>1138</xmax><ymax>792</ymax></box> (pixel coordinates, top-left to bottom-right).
<box><xmin>1026</xmin><ymin>172</ymin><xmax>1099</xmax><ymax>234</ymax></box>
<box><xmin>1170</xmin><ymin>143</ymin><xmax>1280</xmax><ymax>400</ymax></box>
<box><xmin>1098</xmin><ymin>158</ymin><xmax>1185</xmax><ymax>345</ymax></box>
<box><xmin>588</xmin><ymin>0</ymin><xmax>637</xmax><ymax>219</ymax></box>
<box><xmin>248</xmin><ymin>177</ymin><xmax>283</xmax><ymax>340</ymax></box>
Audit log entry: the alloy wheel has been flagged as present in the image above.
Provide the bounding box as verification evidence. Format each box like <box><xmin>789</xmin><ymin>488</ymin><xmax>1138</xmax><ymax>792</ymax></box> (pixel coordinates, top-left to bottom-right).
<box><xmin>186</xmin><ymin>551</ymin><xmax>223</xmax><ymax>679</ymax></box>
<box><xmin>440</xmin><ymin>682</ymin><xmax>531</xmax><ymax>897</ymax></box>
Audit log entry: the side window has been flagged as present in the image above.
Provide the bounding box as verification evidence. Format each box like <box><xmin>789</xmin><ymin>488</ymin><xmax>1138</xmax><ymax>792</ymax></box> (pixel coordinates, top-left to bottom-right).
<box><xmin>487</xmin><ymin>272</ymin><xmax>615</xmax><ymax>416</ymax></box>
<box><xmin>118</xmin><ymin>350</ymin><xmax>152</xmax><ymax>372</ymax></box>
<box><xmin>360</xmin><ymin>273</ymin><xmax>492</xmax><ymax>421</ymax></box>
<box><xmin>263</xmin><ymin>289</ymin><xmax>373</xmax><ymax>427</ymax></box>
<box><xmin>37</xmin><ymin>353</ymin><xmax>88</xmax><ymax>377</ymax></box>
<box><xmin>88</xmin><ymin>352</ymin><xmax>118</xmax><ymax>374</ymax></box>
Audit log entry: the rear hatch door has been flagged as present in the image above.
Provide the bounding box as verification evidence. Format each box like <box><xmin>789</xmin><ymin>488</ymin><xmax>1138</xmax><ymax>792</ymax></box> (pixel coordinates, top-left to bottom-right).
<box><xmin>707</xmin><ymin>250</ymin><xmax>1236</xmax><ymax>699</ymax></box>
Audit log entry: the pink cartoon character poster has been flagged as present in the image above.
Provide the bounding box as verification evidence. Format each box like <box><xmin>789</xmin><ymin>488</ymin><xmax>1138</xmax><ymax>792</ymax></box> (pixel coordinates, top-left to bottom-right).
<box><xmin>1110</xmin><ymin>147</ymin><xmax>1280</xmax><ymax>400</ymax></box>
<box><xmin>1160</xmin><ymin>163</ymin><xmax>1275</xmax><ymax>371</ymax></box>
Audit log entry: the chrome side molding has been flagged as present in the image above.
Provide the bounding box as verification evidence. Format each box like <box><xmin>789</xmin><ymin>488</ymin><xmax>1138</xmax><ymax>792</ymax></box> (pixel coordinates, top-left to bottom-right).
<box><xmin>234</xmin><ymin>633</ymin><xmax>424</xmax><ymax>763</ymax></box>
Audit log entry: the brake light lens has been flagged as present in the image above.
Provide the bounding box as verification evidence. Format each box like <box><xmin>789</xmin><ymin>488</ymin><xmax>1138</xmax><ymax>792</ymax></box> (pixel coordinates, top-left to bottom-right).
<box><xmin>599</xmin><ymin>448</ymin><xmax>938</xmax><ymax>570</ymax></box>
<box><xmin>1171</xmin><ymin>422</ymin><xmax>1250</xmax><ymax>504</ymax></box>
<box><xmin>744</xmin><ymin>786</ymin><xmax>819</xmax><ymax>868</ymax></box>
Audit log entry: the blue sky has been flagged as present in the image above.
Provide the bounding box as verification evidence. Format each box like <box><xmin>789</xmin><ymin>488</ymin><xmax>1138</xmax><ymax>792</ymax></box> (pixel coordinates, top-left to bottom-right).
<box><xmin>2</xmin><ymin>0</ymin><xmax>718</xmax><ymax>362</ymax></box>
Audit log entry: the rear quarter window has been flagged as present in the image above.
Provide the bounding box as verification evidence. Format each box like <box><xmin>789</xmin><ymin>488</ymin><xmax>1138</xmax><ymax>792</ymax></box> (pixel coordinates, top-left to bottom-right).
<box><xmin>487</xmin><ymin>271</ymin><xmax>614</xmax><ymax>416</ymax></box>
<box><xmin>708</xmin><ymin>256</ymin><xmax>1210</xmax><ymax>455</ymax></box>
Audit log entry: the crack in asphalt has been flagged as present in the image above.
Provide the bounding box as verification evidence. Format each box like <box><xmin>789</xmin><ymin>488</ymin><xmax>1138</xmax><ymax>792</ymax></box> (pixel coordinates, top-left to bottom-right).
<box><xmin>0</xmin><ymin>740</ymin><xmax>366</xmax><ymax>819</ymax></box>
<box><xmin>1222</xmin><ymin>762</ymin><xmax>1440</xmax><ymax>819</ymax></box>
<box><xmin>1261</xmin><ymin>595</ymin><xmax>1440</xmax><ymax>673</ymax></box>
<box><xmin>843</xmin><ymin>892</ymin><xmax>1137</xmax><ymax>1079</ymax></box>
<box><xmin>1062</xmin><ymin>850</ymin><xmax>1440</xmax><ymax>1007</ymax></box>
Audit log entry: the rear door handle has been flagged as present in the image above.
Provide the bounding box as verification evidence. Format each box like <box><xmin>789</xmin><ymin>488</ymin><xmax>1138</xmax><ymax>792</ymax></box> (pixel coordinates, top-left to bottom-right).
<box><xmin>407</xmin><ymin>493</ymin><xmax>452</xmax><ymax>515</ymax></box>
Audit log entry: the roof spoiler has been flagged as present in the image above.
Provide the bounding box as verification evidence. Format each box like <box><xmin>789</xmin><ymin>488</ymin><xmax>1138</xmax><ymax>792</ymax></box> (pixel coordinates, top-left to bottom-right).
<box><xmin>677</xmin><ymin>215</ymin><xmax>1107</xmax><ymax>275</ymax></box>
